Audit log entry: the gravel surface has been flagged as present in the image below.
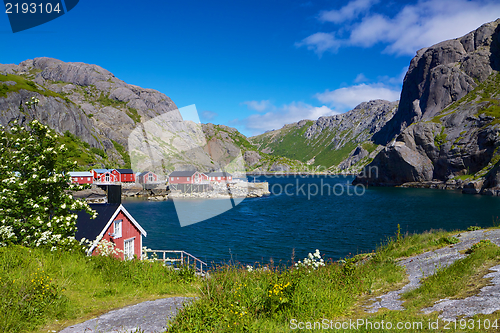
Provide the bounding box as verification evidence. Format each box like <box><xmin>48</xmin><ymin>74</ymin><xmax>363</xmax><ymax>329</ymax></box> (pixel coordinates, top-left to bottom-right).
<box><xmin>365</xmin><ymin>229</ymin><xmax>500</xmax><ymax>318</ymax></box>
<box><xmin>59</xmin><ymin>297</ymin><xmax>194</xmax><ymax>333</ymax></box>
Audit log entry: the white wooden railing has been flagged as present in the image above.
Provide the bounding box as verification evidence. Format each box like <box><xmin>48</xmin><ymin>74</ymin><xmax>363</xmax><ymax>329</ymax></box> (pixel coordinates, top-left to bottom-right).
<box><xmin>143</xmin><ymin>250</ymin><xmax>208</xmax><ymax>275</ymax></box>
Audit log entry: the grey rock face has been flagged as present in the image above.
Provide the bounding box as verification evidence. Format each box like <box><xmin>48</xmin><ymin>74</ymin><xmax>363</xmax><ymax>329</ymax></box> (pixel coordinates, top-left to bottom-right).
<box><xmin>374</xmin><ymin>19</ymin><xmax>500</xmax><ymax>144</ymax></box>
<box><xmin>0</xmin><ymin>57</ymin><xmax>178</xmax><ymax>167</ymax></box>
<box><xmin>243</xmin><ymin>150</ymin><xmax>262</xmax><ymax>167</ymax></box>
<box><xmin>358</xmin><ymin>19</ymin><xmax>500</xmax><ymax>189</ymax></box>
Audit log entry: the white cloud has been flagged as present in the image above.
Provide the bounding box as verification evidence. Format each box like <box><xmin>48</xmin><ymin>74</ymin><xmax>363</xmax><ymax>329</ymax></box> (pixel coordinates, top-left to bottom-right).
<box><xmin>299</xmin><ymin>0</ymin><xmax>500</xmax><ymax>56</ymax></box>
<box><xmin>295</xmin><ymin>32</ymin><xmax>342</xmax><ymax>56</ymax></box>
<box><xmin>319</xmin><ymin>0</ymin><xmax>379</xmax><ymax>24</ymax></box>
<box><xmin>241</xmin><ymin>100</ymin><xmax>273</xmax><ymax>112</ymax></box>
<box><xmin>200</xmin><ymin>110</ymin><xmax>218</xmax><ymax>121</ymax></box>
<box><xmin>354</xmin><ymin>73</ymin><xmax>369</xmax><ymax>83</ymax></box>
<box><xmin>240</xmin><ymin>102</ymin><xmax>337</xmax><ymax>135</ymax></box>
<box><xmin>315</xmin><ymin>83</ymin><xmax>400</xmax><ymax>110</ymax></box>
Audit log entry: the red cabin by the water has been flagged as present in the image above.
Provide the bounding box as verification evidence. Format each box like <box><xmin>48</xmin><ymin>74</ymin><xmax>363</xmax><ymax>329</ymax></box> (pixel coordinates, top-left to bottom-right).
<box><xmin>68</xmin><ymin>171</ymin><xmax>94</xmax><ymax>184</ymax></box>
<box><xmin>137</xmin><ymin>171</ymin><xmax>159</xmax><ymax>184</ymax></box>
<box><xmin>206</xmin><ymin>171</ymin><xmax>233</xmax><ymax>183</ymax></box>
<box><xmin>169</xmin><ymin>171</ymin><xmax>209</xmax><ymax>184</ymax></box>
<box><xmin>76</xmin><ymin>203</ymin><xmax>147</xmax><ymax>260</ymax></box>
<box><xmin>112</xmin><ymin>169</ymin><xmax>136</xmax><ymax>183</ymax></box>
<box><xmin>92</xmin><ymin>169</ymin><xmax>118</xmax><ymax>183</ymax></box>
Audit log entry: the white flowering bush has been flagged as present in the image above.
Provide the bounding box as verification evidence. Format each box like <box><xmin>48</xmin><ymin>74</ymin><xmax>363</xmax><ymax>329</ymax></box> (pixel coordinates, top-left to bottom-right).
<box><xmin>0</xmin><ymin>104</ymin><xmax>95</xmax><ymax>249</ymax></box>
<box><xmin>94</xmin><ymin>238</ymin><xmax>124</xmax><ymax>257</ymax></box>
<box><xmin>295</xmin><ymin>249</ymin><xmax>325</xmax><ymax>270</ymax></box>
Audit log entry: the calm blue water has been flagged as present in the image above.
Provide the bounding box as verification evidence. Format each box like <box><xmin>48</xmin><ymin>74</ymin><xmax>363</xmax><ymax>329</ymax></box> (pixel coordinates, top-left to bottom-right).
<box><xmin>123</xmin><ymin>175</ymin><xmax>500</xmax><ymax>265</ymax></box>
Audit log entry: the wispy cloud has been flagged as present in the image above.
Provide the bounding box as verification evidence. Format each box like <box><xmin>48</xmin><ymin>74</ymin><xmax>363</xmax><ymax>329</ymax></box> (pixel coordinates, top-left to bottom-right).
<box><xmin>315</xmin><ymin>83</ymin><xmax>400</xmax><ymax>110</ymax></box>
<box><xmin>295</xmin><ymin>32</ymin><xmax>342</xmax><ymax>56</ymax></box>
<box><xmin>200</xmin><ymin>110</ymin><xmax>218</xmax><ymax>121</ymax></box>
<box><xmin>298</xmin><ymin>0</ymin><xmax>500</xmax><ymax>56</ymax></box>
<box><xmin>318</xmin><ymin>0</ymin><xmax>378</xmax><ymax>24</ymax></box>
<box><xmin>239</xmin><ymin>102</ymin><xmax>337</xmax><ymax>135</ymax></box>
<box><xmin>354</xmin><ymin>73</ymin><xmax>369</xmax><ymax>83</ymax></box>
<box><xmin>241</xmin><ymin>100</ymin><xmax>273</xmax><ymax>112</ymax></box>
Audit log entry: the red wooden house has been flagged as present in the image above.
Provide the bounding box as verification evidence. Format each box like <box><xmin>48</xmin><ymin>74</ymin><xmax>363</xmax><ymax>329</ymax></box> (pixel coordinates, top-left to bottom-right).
<box><xmin>92</xmin><ymin>169</ymin><xmax>118</xmax><ymax>183</ymax></box>
<box><xmin>207</xmin><ymin>171</ymin><xmax>233</xmax><ymax>183</ymax></box>
<box><xmin>76</xmin><ymin>203</ymin><xmax>147</xmax><ymax>260</ymax></box>
<box><xmin>68</xmin><ymin>171</ymin><xmax>94</xmax><ymax>185</ymax></box>
<box><xmin>168</xmin><ymin>171</ymin><xmax>209</xmax><ymax>184</ymax></box>
<box><xmin>112</xmin><ymin>169</ymin><xmax>136</xmax><ymax>183</ymax></box>
<box><xmin>137</xmin><ymin>171</ymin><xmax>159</xmax><ymax>184</ymax></box>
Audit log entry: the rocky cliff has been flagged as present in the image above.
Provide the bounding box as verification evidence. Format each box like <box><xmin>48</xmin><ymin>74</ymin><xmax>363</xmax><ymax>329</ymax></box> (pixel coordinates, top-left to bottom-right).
<box><xmin>250</xmin><ymin>100</ymin><xmax>398</xmax><ymax>172</ymax></box>
<box><xmin>0</xmin><ymin>57</ymin><xmax>178</xmax><ymax>167</ymax></box>
<box><xmin>355</xmin><ymin>19</ymin><xmax>500</xmax><ymax>194</ymax></box>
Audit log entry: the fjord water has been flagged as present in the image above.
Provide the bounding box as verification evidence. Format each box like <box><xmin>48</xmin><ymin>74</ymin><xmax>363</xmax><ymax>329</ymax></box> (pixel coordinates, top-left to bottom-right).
<box><xmin>123</xmin><ymin>175</ymin><xmax>500</xmax><ymax>265</ymax></box>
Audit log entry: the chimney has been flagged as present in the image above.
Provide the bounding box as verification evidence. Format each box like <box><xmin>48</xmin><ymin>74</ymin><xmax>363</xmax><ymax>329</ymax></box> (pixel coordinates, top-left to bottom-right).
<box><xmin>97</xmin><ymin>184</ymin><xmax>122</xmax><ymax>204</ymax></box>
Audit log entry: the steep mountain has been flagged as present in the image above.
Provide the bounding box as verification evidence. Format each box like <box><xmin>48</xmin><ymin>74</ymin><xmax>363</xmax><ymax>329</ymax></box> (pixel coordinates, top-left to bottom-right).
<box><xmin>0</xmin><ymin>57</ymin><xmax>177</xmax><ymax>168</ymax></box>
<box><xmin>250</xmin><ymin>100</ymin><xmax>398</xmax><ymax>173</ymax></box>
<box><xmin>355</xmin><ymin>19</ymin><xmax>500</xmax><ymax>194</ymax></box>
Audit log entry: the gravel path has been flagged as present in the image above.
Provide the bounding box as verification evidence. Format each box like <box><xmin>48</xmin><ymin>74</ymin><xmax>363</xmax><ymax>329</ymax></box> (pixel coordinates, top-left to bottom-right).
<box><xmin>365</xmin><ymin>229</ymin><xmax>500</xmax><ymax>319</ymax></box>
<box><xmin>59</xmin><ymin>297</ymin><xmax>194</xmax><ymax>333</ymax></box>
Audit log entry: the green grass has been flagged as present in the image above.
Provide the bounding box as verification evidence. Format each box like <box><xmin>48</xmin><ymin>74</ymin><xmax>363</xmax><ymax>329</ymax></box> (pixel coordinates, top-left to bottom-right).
<box><xmin>0</xmin><ymin>246</ymin><xmax>200</xmax><ymax>333</ymax></box>
<box><xmin>0</xmin><ymin>74</ymin><xmax>71</xmax><ymax>102</ymax></box>
<box><xmin>57</xmin><ymin>131</ymin><xmax>96</xmax><ymax>168</ymax></box>
<box><xmin>111</xmin><ymin>139</ymin><xmax>131</xmax><ymax>168</ymax></box>
<box><xmin>2</xmin><ymin>225</ymin><xmax>499</xmax><ymax>332</ymax></box>
<box><xmin>361</xmin><ymin>141</ymin><xmax>378</xmax><ymax>154</ymax></box>
<box><xmin>168</xmin><ymin>225</ymin><xmax>500</xmax><ymax>332</ymax></box>
<box><xmin>434</xmin><ymin>126</ymin><xmax>447</xmax><ymax>149</ymax></box>
<box><xmin>250</xmin><ymin>124</ymin><xmax>360</xmax><ymax>168</ymax></box>
<box><xmin>95</xmin><ymin>92</ymin><xmax>127</xmax><ymax>108</ymax></box>
<box><xmin>125</xmin><ymin>107</ymin><xmax>141</xmax><ymax>123</ymax></box>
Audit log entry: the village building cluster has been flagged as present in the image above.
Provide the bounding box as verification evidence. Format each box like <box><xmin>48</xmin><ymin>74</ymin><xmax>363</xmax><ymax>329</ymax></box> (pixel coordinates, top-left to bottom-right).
<box><xmin>68</xmin><ymin>169</ymin><xmax>233</xmax><ymax>186</ymax></box>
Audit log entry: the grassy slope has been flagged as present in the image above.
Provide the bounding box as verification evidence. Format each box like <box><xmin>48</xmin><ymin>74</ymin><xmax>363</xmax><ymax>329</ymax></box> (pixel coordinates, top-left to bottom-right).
<box><xmin>0</xmin><ymin>246</ymin><xmax>200</xmax><ymax>333</ymax></box>
<box><xmin>2</xmin><ymin>225</ymin><xmax>499</xmax><ymax>332</ymax></box>
<box><xmin>251</xmin><ymin>122</ymin><xmax>367</xmax><ymax>169</ymax></box>
<box><xmin>169</xmin><ymin>225</ymin><xmax>500</xmax><ymax>332</ymax></box>
<box><xmin>207</xmin><ymin>124</ymin><xmax>307</xmax><ymax>172</ymax></box>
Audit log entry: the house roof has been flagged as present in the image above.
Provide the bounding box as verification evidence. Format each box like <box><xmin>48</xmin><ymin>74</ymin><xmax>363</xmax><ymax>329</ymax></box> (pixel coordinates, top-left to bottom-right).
<box><xmin>138</xmin><ymin>171</ymin><xmax>156</xmax><ymax>177</ymax></box>
<box><xmin>76</xmin><ymin>203</ymin><xmax>147</xmax><ymax>254</ymax></box>
<box><xmin>68</xmin><ymin>171</ymin><xmax>93</xmax><ymax>177</ymax></box>
<box><xmin>169</xmin><ymin>171</ymin><xmax>197</xmax><ymax>177</ymax></box>
<box><xmin>207</xmin><ymin>172</ymin><xmax>233</xmax><ymax>177</ymax></box>
<box><xmin>115</xmin><ymin>169</ymin><xmax>134</xmax><ymax>174</ymax></box>
<box><xmin>93</xmin><ymin>169</ymin><xmax>112</xmax><ymax>174</ymax></box>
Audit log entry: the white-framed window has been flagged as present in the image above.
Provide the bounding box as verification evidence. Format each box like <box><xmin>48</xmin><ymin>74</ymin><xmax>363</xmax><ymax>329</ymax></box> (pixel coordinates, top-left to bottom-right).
<box><xmin>87</xmin><ymin>177</ymin><xmax>91</xmax><ymax>181</ymax></box>
<box><xmin>148</xmin><ymin>173</ymin><xmax>154</xmax><ymax>182</ymax></box>
<box><xmin>114</xmin><ymin>219</ymin><xmax>122</xmax><ymax>238</ymax></box>
<box><xmin>171</xmin><ymin>177</ymin><xmax>173</xmax><ymax>181</ymax></box>
<box><xmin>217</xmin><ymin>177</ymin><xmax>221</xmax><ymax>180</ymax></box>
<box><xmin>105</xmin><ymin>174</ymin><xmax>110</xmax><ymax>182</ymax></box>
<box><xmin>124</xmin><ymin>238</ymin><xmax>134</xmax><ymax>260</ymax></box>
<box><xmin>187</xmin><ymin>177</ymin><xmax>190</xmax><ymax>181</ymax></box>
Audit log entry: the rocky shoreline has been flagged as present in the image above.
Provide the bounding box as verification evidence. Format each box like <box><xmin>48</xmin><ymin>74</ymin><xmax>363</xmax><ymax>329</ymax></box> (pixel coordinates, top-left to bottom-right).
<box><xmin>72</xmin><ymin>181</ymin><xmax>271</xmax><ymax>202</ymax></box>
<box><xmin>398</xmin><ymin>178</ymin><xmax>500</xmax><ymax>196</ymax></box>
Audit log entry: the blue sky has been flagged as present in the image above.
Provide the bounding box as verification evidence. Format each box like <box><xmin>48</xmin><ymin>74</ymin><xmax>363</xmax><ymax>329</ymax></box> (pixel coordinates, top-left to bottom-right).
<box><xmin>1</xmin><ymin>0</ymin><xmax>500</xmax><ymax>136</ymax></box>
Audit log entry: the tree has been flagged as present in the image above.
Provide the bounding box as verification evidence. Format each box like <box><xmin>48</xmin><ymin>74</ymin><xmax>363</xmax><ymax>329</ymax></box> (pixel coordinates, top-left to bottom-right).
<box><xmin>0</xmin><ymin>97</ymin><xmax>95</xmax><ymax>249</ymax></box>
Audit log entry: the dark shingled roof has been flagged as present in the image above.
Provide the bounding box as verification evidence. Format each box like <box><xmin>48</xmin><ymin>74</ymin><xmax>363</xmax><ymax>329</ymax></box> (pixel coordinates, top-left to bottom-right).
<box><xmin>169</xmin><ymin>171</ymin><xmax>197</xmax><ymax>177</ymax></box>
<box><xmin>75</xmin><ymin>204</ymin><xmax>120</xmax><ymax>241</ymax></box>
<box><xmin>115</xmin><ymin>169</ymin><xmax>134</xmax><ymax>174</ymax></box>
